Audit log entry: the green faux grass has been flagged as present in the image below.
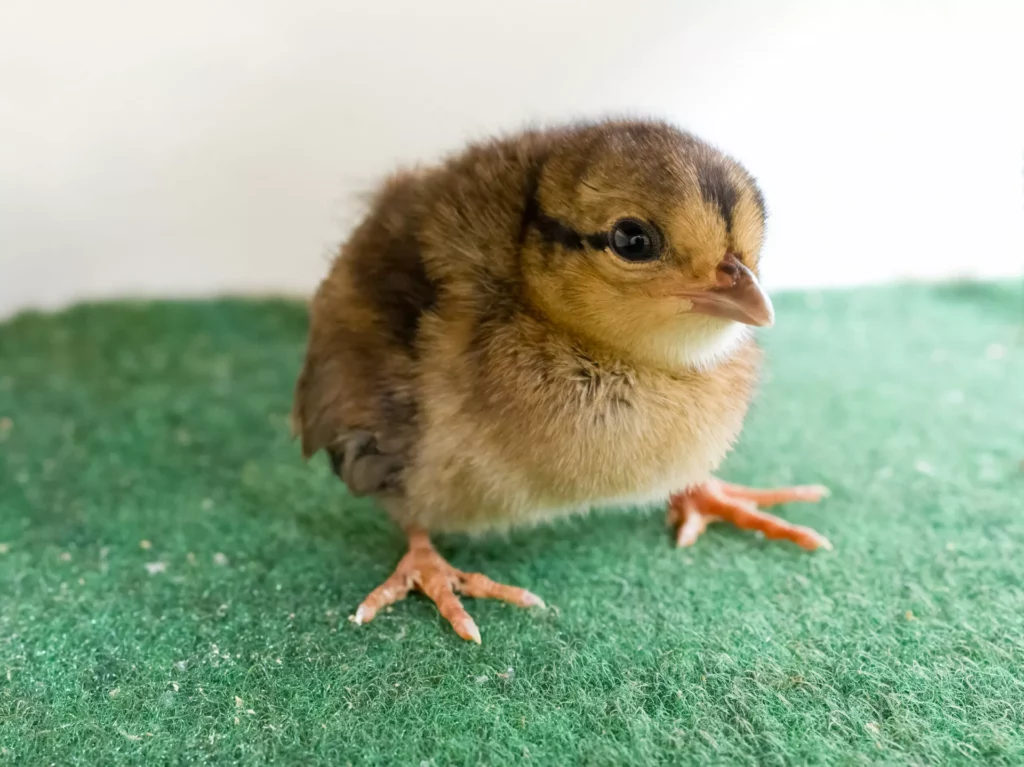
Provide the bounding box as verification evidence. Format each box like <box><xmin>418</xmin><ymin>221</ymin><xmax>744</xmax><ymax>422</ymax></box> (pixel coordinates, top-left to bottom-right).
<box><xmin>1</xmin><ymin>282</ymin><xmax>1022</xmax><ymax>765</ymax></box>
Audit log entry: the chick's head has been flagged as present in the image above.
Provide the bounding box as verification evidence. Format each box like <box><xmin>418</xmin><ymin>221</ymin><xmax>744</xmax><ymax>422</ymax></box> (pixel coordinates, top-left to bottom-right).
<box><xmin>521</xmin><ymin>121</ymin><xmax>773</xmax><ymax>371</ymax></box>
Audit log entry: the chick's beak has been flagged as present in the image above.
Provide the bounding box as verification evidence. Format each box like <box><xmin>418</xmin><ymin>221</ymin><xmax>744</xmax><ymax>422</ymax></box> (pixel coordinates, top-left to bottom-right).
<box><xmin>680</xmin><ymin>253</ymin><xmax>774</xmax><ymax>328</ymax></box>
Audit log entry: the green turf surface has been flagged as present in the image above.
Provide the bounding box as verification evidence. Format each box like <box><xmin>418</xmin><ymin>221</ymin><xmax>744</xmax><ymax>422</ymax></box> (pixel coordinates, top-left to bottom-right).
<box><xmin>1</xmin><ymin>283</ymin><xmax>1022</xmax><ymax>765</ymax></box>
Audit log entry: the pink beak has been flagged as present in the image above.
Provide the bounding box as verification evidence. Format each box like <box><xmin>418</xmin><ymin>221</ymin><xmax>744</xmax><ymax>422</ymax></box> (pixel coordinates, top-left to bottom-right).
<box><xmin>679</xmin><ymin>254</ymin><xmax>775</xmax><ymax>327</ymax></box>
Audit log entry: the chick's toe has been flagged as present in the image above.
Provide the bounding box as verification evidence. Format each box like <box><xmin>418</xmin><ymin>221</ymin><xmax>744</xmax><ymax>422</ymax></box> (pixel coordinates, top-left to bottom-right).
<box><xmin>669</xmin><ymin>478</ymin><xmax>831</xmax><ymax>551</ymax></box>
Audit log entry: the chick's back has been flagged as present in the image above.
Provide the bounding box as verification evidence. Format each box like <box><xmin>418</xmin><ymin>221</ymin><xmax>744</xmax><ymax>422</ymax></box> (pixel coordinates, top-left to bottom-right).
<box><xmin>293</xmin><ymin>131</ymin><xmax>544</xmax><ymax>475</ymax></box>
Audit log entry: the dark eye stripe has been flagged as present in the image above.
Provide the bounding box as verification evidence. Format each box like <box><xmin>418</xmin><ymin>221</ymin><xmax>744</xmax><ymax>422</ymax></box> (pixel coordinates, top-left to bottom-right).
<box><xmin>524</xmin><ymin>200</ymin><xmax>608</xmax><ymax>254</ymax></box>
<box><xmin>517</xmin><ymin>168</ymin><xmax>596</xmax><ymax>253</ymax></box>
<box><xmin>533</xmin><ymin>210</ymin><xmax>585</xmax><ymax>250</ymax></box>
<box><xmin>519</xmin><ymin>180</ymin><xmax>628</xmax><ymax>256</ymax></box>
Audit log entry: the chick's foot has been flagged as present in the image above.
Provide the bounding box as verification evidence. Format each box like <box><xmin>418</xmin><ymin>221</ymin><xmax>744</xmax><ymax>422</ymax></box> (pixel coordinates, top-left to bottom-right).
<box><xmin>669</xmin><ymin>478</ymin><xmax>831</xmax><ymax>551</ymax></box>
<box><xmin>350</xmin><ymin>527</ymin><xmax>545</xmax><ymax>643</ymax></box>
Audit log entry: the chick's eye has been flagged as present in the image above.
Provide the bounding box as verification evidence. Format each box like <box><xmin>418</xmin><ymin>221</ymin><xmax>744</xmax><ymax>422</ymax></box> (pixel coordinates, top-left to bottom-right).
<box><xmin>609</xmin><ymin>219</ymin><xmax>660</xmax><ymax>262</ymax></box>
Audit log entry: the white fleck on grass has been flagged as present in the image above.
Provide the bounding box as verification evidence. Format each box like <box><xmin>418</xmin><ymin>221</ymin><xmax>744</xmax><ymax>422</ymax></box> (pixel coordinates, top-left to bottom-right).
<box><xmin>942</xmin><ymin>390</ymin><xmax>964</xmax><ymax>405</ymax></box>
<box><xmin>0</xmin><ymin>544</ymin><xmax>8</xmax><ymax>555</ymax></box>
<box><xmin>474</xmin><ymin>675</ymin><xmax>489</xmax><ymax>685</ymax></box>
<box><xmin>979</xmin><ymin>464</ymin><xmax>1001</xmax><ymax>482</ymax></box>
<box><xmin>208</xmin><ymin>644</ymin><xmax>234</xmax><ymax>667</ymax></box>
<box><xmin>914</xmin><ymin>460</ymin><xmax>935</xmax><ymax>476</ymax></box>
<box><xmin>985</xmin><ymin>343</ymin><xmax>1006</xmax><ymax>360</ymax></box>
<box><xmin>201</xmin><ymin>498</ymin><xmax>214</xmax><ymax>511</ymax></box>
<box><xmin>139</xmin><ymin>540</ymin><xmax>152</xmax><ymax>550</ymax></box>
<box><xmin>59</xmin><ymin>552</ymin><xmax>71</xmax><ymax>562</ymax></box>
<box><xmin>145</xmin><ymin>561</ymin><xmax>166</xmax><ymax>575</ymax></box>
<box><xmin>213</xmin><ymin>552</ymin><xmax>229</xmax><ymax>566</ymax></box>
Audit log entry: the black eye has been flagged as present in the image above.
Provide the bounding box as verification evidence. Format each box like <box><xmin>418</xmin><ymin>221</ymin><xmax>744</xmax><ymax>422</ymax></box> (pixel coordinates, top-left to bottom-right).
<box><xmin>609</xmin><ymin>219</ymin><xmax>660</xmax><ymax>262</ymax></box>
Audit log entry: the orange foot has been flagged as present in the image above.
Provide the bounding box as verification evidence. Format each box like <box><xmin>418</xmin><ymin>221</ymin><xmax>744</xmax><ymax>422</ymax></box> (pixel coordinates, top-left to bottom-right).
<box><xmin>350</xmin><ymin>526</ymin><xmax>545</xmax><ymax>643</ymax></box>
<box><xmin>669</xmin><ymin>478</ymin><xmax>831</xmax><ymax>551</ymax></box>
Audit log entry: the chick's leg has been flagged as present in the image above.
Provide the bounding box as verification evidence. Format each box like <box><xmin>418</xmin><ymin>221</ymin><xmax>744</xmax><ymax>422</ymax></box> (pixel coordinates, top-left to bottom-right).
<box><xmin>351</xmin><ymin>526</ymin><xmax>544</xmax><ymax>643</ymax></box>
<box><xmin>669</xmin><ymin>478</ymin><xmax>831</xmax><ymax>551</ymax></box>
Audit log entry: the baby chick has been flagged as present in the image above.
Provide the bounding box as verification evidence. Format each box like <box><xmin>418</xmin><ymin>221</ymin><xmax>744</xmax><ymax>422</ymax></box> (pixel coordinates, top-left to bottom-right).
<box><xmin>293</xmin><ymin>119</ymin><xmax>829</xmax><ymax>643</ymax></box>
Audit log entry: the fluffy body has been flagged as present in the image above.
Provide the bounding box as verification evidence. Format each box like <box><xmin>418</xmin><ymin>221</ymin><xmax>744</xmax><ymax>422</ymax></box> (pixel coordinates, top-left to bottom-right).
<box><xmin>293</xmin><ymin>119</ymin><xmax>768</xmax><ymax>534</ymax></box>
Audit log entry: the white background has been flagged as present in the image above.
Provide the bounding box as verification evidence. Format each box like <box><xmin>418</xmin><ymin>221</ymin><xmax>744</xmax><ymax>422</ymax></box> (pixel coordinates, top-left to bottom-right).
<box><xmin>2</xmin><ymin>0</ymin><xmax>1022</xmax><ymax>318</ymax></box>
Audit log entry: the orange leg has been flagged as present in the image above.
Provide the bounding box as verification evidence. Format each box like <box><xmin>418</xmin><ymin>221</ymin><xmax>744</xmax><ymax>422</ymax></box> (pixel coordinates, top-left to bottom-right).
<box><xmin>668</xmin><ymin>478</ymin><xmax>831</xmax><ymax>551</ymax></box>
<box><xmin>351</xmin><ymin>527</ymin><xmax>544</xmax><ymax>643</ymax></box>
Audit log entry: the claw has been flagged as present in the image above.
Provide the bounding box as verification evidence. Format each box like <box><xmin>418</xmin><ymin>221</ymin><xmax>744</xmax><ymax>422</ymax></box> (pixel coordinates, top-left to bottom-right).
<box><xmin>521</xmin><ymin>592</ymin><xmax>546</xmax><ymax>609</ymax></box>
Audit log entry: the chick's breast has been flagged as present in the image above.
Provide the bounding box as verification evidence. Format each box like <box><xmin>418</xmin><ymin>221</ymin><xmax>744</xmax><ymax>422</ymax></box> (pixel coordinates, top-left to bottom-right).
<box><xmin>409</xmin><ymin>309</ymin><xmax>760</xmax><ymax>533</ymax></box>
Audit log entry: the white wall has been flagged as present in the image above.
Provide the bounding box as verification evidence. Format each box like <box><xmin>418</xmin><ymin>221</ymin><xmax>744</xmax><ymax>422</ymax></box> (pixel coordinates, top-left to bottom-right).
<box><xmin>2</xmin><ymin>0</ymin><xmax>1022</xmax><ymax>318</ymax></box>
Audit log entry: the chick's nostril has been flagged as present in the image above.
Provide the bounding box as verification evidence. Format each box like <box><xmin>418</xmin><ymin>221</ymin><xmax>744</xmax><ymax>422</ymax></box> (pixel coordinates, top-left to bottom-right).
<box><xmin>715</xmin><ymin>259</ymin><xmax>741</xmax><ymax>285</ymax></box>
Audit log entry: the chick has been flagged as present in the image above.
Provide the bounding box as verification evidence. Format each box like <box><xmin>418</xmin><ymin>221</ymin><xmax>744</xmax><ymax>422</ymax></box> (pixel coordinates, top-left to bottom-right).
<box><xmin>293</xmin><ymin>119</ymin><xmax>830</xmax><ymax>643</ymax></box>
